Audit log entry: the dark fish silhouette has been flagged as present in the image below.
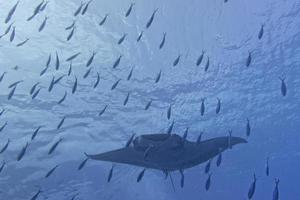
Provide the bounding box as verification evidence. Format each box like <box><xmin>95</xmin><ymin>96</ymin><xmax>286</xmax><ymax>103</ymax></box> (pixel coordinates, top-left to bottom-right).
<box><xmin>159</xmin><ymin>32</ymin><xmax>166</xmax><ymax>49</ymax></box>
<box><xmin>146</xmin><ymin>8</ymin><xmax>158</xmax><ymax>29</ymax></box>
<box><xmin>57</xmin><ymin>116</ymin><xmax>66</xmax><ymax>129</ymax></box>
<box><xmin>48</xmin><ymin>138</ymin><xmax>63</xmax><ymax>155</ymax></box>
<box><xmin>66</xmin><ymin>52</ymin><xmax>81</xmax><ymax>62</ymax></box>
<box><xmin>67</xmin><ymin>26</ymin><xmax>75</xmax><ymax>41</ymax></box>
<box><xmin>125</xmin><ymin>133</ymin><xmax>136</xmax><ymax>147</ymax></box>
<box><xmin>179</xmin><ymin>169</ymin><xmax>185</xmax><ymax>188</ymax></box>
<box><xmin>10</xmin><ymin>26</ymin><xmax>16</xmax><ymax>42</ymax></box>
<box><xmin>200</xmin><ymin>98</ymin><xmax>205</xmax><ymax>116</ymax></box>
<box><xmin>0</xmin><ymin>22</ymin><xmax>14</xmax><ymax>38</ymax></box>
<box><xmin>0</xmin><ymin>122</ymin><xmax>7</xmax><ymax>132</ymax></box>
<box><xmin>40</xmin><ymin>65</ymin><xmax>49</xmax><ymax>76</ymax></box>
<box><xmin>40</xmin><ymin>1</ymin><xmax>49</xmax><ymax>12</ymax></box>
<box><xmin>246</xmin><ymin>51</ymin><xmax>252</xmax><ymax>67</ymax></box>
<box><xmin>72</xmin><ymin>76</ymin><xmax>77</xmax><ymax>94</ymax></box>
<box><xmin>5</xmin><ymin>1</ymin><xmax>19</xmax><ymax>24</ymax></box>
<box><xmin>111</xmin><ymin>79</ymin><xmax>121</xmax><ymax>90</ymax></box>
<box><xmin>46</xmin><ymin>53</ymin><xmax>51</xmax><ymax>67</ymax></box>
<box><xmin>197</xmin><ymin>131</ymin><xmax>204</xmax><ymax>144</ymax></box>
<box><xmin>83</xmin><ymin>67</ymin><xmax>92</xmax><ymax>79</ymax></box>
<box><xmin>17</xmin><ymin>142</ymin><xmax>29</xmax><ymax>161</ymax></box>
<box><xmin>65</xmin><ymin>20</ymin><xmax>76</xmax><ymax>30</ymax></box>
<box><xmin>216</xmin><ymin>152</ymin><xmax>222</xmax><ymax>167</ymax></box>
<box><xmin>0</xmin><ymin>72</ymin><xmax>7</xmax><ymax>82</ymax></box>
<box><xmin>167</xmin><ymin>120</ymin><xmax>174</xmax><ymax>135</ymax></box>
<box><xmin>99</xmin><ymin>105</ymin><xmax>108</xmax><ymax>116</ymax></box>
<box><xmin>0</xmin><ymin>139</ymin><xmax>10</xmax><ymax>154</ymax></box>
<box><xmin>107</xmin><ymin>165</ymin><xmax>114</xmax><ymax>182</ymax></box>
<box><xmin>0</xmin><ymin>108</ymin><xmax>5</xmax><ymax>116</ymax></box>
<box><xmin>68</xmin><ymin>63</ymin><xmax>72</xmax><ymax>76</ymax></box>
<box><xmin>74</xmin><ymin>2</ymin><xmax>85</xmax><ymax>16</ymax></box>
<box><xmin>248</xmin><ymin>174</ymin><xmax>256</xmax><ymax>199</ymax></box>
<box><xmin>205</xmin><ymin>159</ymin><xmax>211</xmax><ymax>174</ymax></box>
<box><xmin>31</xmin><ymin>126</ymin><xmax>43</xmax><ymax>140</ymax></box>
<box><xmin>125</xmin><ymin>3</ymin><xmax>135</xmax><ymax>17</ymax></box>
<box><xmin>30</xmin><ymin>189</ymin><xmax>42</xmax><ymax>200</ymax></box>
<box><xmin>16</xmin><ymin>38</ymin><xmax>29</xmax><ymax>47</ymax></box>
<box><xmin>258</xmin><ymin>24</ymin><xmax>264</xmax><ymax>40</ymax></box>
<box><xmin>118</xmin><ymin>33</ymin><xmax>127</xmax><ymax>45</ymax></box>
<box><xmin>30</xmin><ymin>82</ymin><xmax>40</xmax><ymax>95</ymax></box>
<box><xmin>196</xmin><ymin>50</ymin><xmax>205</xmax><ymax>66</ymax></box>
<box><xmin>167</xmin><ymin>105</ymin><xmax>171</xmax><ymax>120</ymax></box>
<box><xmin>127</xmin><ymin>67</ymin><xmax>134</xmax><ymax>80</ymax></box>
<box><xmin>0</xmin><ymin>162</ymin><xmax>5</xmax><ymax>173</ymax></box>
<box><xmin>273</xmin><ymin>179</ymin><xmax>279</xmax><ymax>200</ymax></box>
<box><xmin>27</xmin><ymin>0</ymin><xmax>44</xmax><ymax>21</ymax></box>
<box><xmin>205</xmin><ymin>173</ymin><xmax>212</xmax><ymax>191</ymax></box>
<box><xmin>8</xmin><ymin>80</ymin><xmax>23</xmax><ymax>88</ymax></box>
<box><xmin>93</xmin><ymin>72</ymin><xmax>100</xmax><ymax>88</ymax></box>
<box><xmin>99</xmin><ymin>14</ymin><xmax>108</xmax><ymax>26</ymax></box>
<box><xmin>216</xmin><ymin>98</ymin><xmax>221</xmax><ymax>114</ymax></box>
<box><xmin>38</xmin><ymin>16</ymin><xmax>48</xmax><ymax>32</ymax></box>
<box><xmin>228</xmin><ymin>130</ymin><xmax>232</xmax><ymax>149</ymax></box>
<box><xmin>55</xmin><ymin>52</ymin><xmax>60</xmax><ymax>70</ymax></box>
<box><xmin>78</xmin><ymin>158</ymin><xmax>89</xmax><ymax>170</ymax></box>
<box><xmin>205</xmin><ymin>57</ymin><xmax>210</xmax><ymax>72</ymax></box>
<box><xmin>145</xmin><ymin>99</ymin><xmax>152</xmax><ymax>110</ymax></box>
<box><xmin>266</xmin><ymin>157</ymin><xmax>269</xmax><ymax>176</ymax></box>
<box><xmin>8</xmin><ymin>86</ymin><xmax>17</xmax><ymax>100</ymax></box>
<box><xmin>137</xmin><ymin>168</ymin><xmax>146</xmax><ymax>182</ymax></box>
<box><xmin>81</xmin><ymin>0</ymin><xmax>93</xmax><ymax>15</ymax></box>
<box><xmin>58</xmin><ymin>91</ymin><xmax>67</xmax><ymax>104</ymax></box>
<box><xmin>123</xmin><ymin>92</ymin><xmax>130</xmax><ymax>106</ymax></box>
<box><xmin>32</xmin><ymin>88</ymin><xmax>41</xmax><ymax>99</ymax></box>
<box><xmin>137</xmin><ymin>31</ymin><xmax>143</xmax><ymax>42</ymax></box>
<box><xmin>279</xmin><ymin>77</ymin><xmax>287</xmax><ymax>96</ymax></box>
<box><xmin>155</xmin><ymin>70</ymin><xmax>162</xmax><ymax>83</ymax></box>
<box><xmin>173</xmin><ymin>55</ymin><xmax>180</xmax><ymax>66</ymax></box>
<box><xmin>86</xmin><ymin>52</ymin><xmax>96</xmax><ymax>67</ymax></box>
<box><xmin>45</xmin><ymin>165</ymin><xmax>59</xmax><ymax>178</ymax></box>
<box><xmin>182</xmin><ymin>128</ymin><xmax>189</xmax><ymax>141</ymax></box>
<box><xmin>113</xmin><ymin>55</ymin><xmax>122</xmax><ymax>68</ymax></box>
<box><xmin>48</xmin><ymin>75</ymin><xmax>65</xmax><ymax>92</ymax></box>
<box><xmin>246</xmin><ymin>118</ymin><xmax>251</xmax><ymax>137</ymax></box>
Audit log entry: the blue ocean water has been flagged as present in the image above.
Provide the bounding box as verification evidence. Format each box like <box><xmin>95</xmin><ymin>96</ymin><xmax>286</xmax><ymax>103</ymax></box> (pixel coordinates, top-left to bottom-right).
<box><xmin>0</xmin><ymin>0</ymin><xmax>299</xmax><ymax>199</ymax></box>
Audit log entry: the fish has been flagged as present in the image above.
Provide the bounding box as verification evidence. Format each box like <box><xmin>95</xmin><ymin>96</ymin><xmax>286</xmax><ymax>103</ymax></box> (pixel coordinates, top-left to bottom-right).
<box><xmin>216</xmin><ymin>152</ymin><xmax>222</xmax><ymax>167</ymax></box>
<box><xmin>118</xmin><ymin>33</ymin><xmax>127</xmax><ymax>45</ymax></box>
<box><xmin>173</xmin><ymin>55</ymin><xmax>180</xmax><ymax>66</ymax></box>
<box><xmin>83</xmin><ymin>67</ymin><xmax>92</xmax><ymax>79</ymax></box>
<box><xmin>205</xmin><ymin>57</ymin><xmax>209</xmax><ymax>71</ymax></box>
<box><xmin>113</xmin><ymin>55</ymin><xmax>122</xmax><ymax>68</ymax></box>
<box><xmin>86</xmin><ymin>52</ymin><xmax>96</xmax><ymax>67</ymax></box>
<box><xmin>155</xmin><ymin>70</ymin><xmax>161</xmax><ymax>83</ymax></box>
<box><xmin>30</xmin><ymin>189</ymin><xmax>42</xmax><ymax>200</ymax></box>
<box><xmin>16</xmin><ymin>38</ymin><xmax>29</xmax><ymax>47</ymax></box>
<box><xmin>58</xmin><ymin>91</ymin><xmax>67</xmax><ymax>104</ymax></box>
<box><xmin>248</xmin><ymin>174</ymin><xmax>256</xmax><ymax>199</ymax></box>
<box><xmin>167</xmin><ymin>105</ymin><xmax>171</xmax><ymax>120</ymax></box>
<box><xmin>48</xmin><ymin>75</ymin><xmax>65</xmax><ymax>92</ymax></box>
<box><xmin>99</xmin><ymin>105</ymin><xmax>108</xmax><ymax>116</ymax></box>
<box><xmin>125</xmin><ymin>3</ymin><xmax>135</xmax><ymax>17</ymax></box>
<box><xmin>246</xmin><ymin>51</ymin><xmax>252</xmax><ymax>67</ymax></box>
<box><xmin>40</xmin><ymin>1</ymin><xmax>49</xmax><ymax>12</ymax></box>
<box><xmin>216</xmin><ymin>98</ymin><xmax>221</xmax><ymax>114</ymax></box>
<box><xmin>78</xmin><ymin>158</ymin><xmax>89</xmax><ymax>170</ymax></box>
<box><xmin>40</xmin><ymin>65</ymin><xmax>49</xmax><ymax>76</ymax></box>
<box><xmin>159</xmin><ymin>32</ymin><xmax>166</xmax><ymax>49</ymax></box>
<box><xmin>0</xmin><ymin>139</ymin><xmax>10</xmax><ymax>154</ymax></box>
<box><xmin>145</xmin><ymin>99</ymin><xmax>152</xmax><ymax>110</ymax></box>
<box><xmin>246</xmin><ymin>118</ymin><xmax>251</xmax><ymax>137</ymax></box>
<box><xmin>137</xmin><ymin>168</ymin><xmax>146</xmax><ymax>182</ymax></box>
<box><xmin>125</xmin><ymin>133</ymin><xmax>136</xmax><ymax>147</ymax></box>
<box><xmin>197</xmin><ymin>131</ymin><xmax>204</xmax><ymax>144</ymax></box>
<box><xmin>279</xmin><ymin>77</ymin><xmax>287</xmax><ymax>96</ymax></box>
<box><xmin>0</xmin><ymin>162</ymin><xmax>5</xmax><ymax>173</ymax></box>
<box><xmin>46</xmin><ymin>53</ymin><xmax>51</xmax><ymax>67</ymax></box>
<box><xmin>179</xmin><ymin>169</ymin><xmax>184</xmax><ymax>188</ymax></box>
<box><xmin>55</xmin><ymin>52</ymin><xmax>60</xmax><ymax>70</ymax></box>
<box><xmin>0</xmin><ymin>72</ymin><xmax>7</xmax><ymax>82</ymax></box>
<box><xmin>0</xmin><ymin>122</ymin><xmax>7</xmax><ymax>132</ymax></box>
<box><xmin>0</xmin><ymin>22</ymin><xmax>14</xmax><ymax>38</ymax></box>
<box><xmin>205</xmin><ymin>173</ymin><xmax>212</xmax><ymax>191</ymax></box>
<box><xmin>8</xmin><ymin>80</ymin><xmax>23</xmax><ymax>88</ymax></box>
<box><xmin>127</xmin><ymin>67</ymin><xmax>134</xmax><ymax>81</ymax></box>
<box><xmin>32</xmin><ymin>88</ymin><xmax>41</xmax><ymax>99</ymax></box>
<box><xmin>123</xmin><ymin>92</ymin><xmax>130</xmax><ymax>106</ymax></box>
<box><xmin>228</xmin><ymin>130</ymin><xmax>232</xmax><ymax>149</ymax></box>
<box><xmin>57</xmin><ymin>116</ymin><xmax>66</xmax><ymax>129</ymax></box>
<box><xmin>111</xmin><ymin>79</ymin><xmax>121</xmax><ymax>90</ymax></box>
<box><xmin>5</xmin><ymin>1</ymin><xmax>19</xmax><ymax>24</ymax></box>
<box><xmin>67</xmin><ymin>26</ymin><xmax>75</xmax><ymax>41</ymax></box>
<box><xmin>68</xmin><ymin>63</ymin><xmax>72</xmax><ymax>76</ymax></box>
<box><xmin>81</xmin><ymin>0</ymin><xmax>93</xmax><ymax>15</ymax></box>
<box><xmin>137</xmin><ymin>31</ymin><xmax>143</xmax><ymax>42</ymax></box>
<box><xmin>266</xmin><ymin>157</ymin><xmax>269</xmax><ymax>176</ymax></box>
<box><xmin>107</xmin><ymin>165</ymin><xmax>114</xmax><ymax>182</ymax></box>
<box><xmin>200</xmin><ymin>98</ymin><xmax>205</xmax><ymax>116</ymax></box>
<box><xmin>72</xmin><ymin>76</ymin><xmax>77</xmax><ymax>94</ymax></box>
<box><xmin>196</xmin><ymin>50</ymin><xmax>205</xmax><ymax>66</ymax></box>
<box><xmin>38</xmin><ymin>16</ymin><xmax>48</xmax><ymax>32</ymax></box>
<box><xmin>10</xmin><ymin>26</ymin><xmax>16</xmax><ymax>42</ymax></box>
<box><xmin>146</xmin><ymin>8</ymin><xmax>158</xmax><ymax>29</ymax></box>
<box><xmin>258</xmin><ymin>24</ymin><xmax>264</xmax><ymax>40</ymax></box>
<box><xmin>27</xmin><ymin>0</ymin><xmax>44</xmax><ymax>21</ymax></box>
<box><xmin>93</xmin><ymin>72</ymin><xmax>100</xmax><ymax>88</ymax></box>
<box><xmin>31</xmin><ymin>126</ymin><xmax>43</xmax><ymax>140</ymax></box>
<box><xmin>30</xmin><ymin>82</ymin><xmax>40</xmax><ymax>95</ymax></box>
<box><xmin>167</xmin><ymin>120</ymin><xmax>174</xmax><ymax>135</ymax></box>
<box><xmin>99</xmin><ymin>14</ymin><xmax>108</xmax><ymax>26</ymax></box>
<box><xmin>273</xmin><ymin>179</ymin><xmax>279</xmax><ymax>200</ymax></box>
<box><xmin>8</xmin><ymin>86</ymin><xmax>17</xmax><ymax>100</ymax></box>
<box><xmin>205</xmin><ymin>159</ymin><xmax>211</xmax><ymax>174</ymax></box>
<box><xmin>65</xmin><ymin>20</ymin><xmax>76</xmax><ymax>30</ymax></box>
<box><xmin>17</xmin><ymin>142</ymin><xmax>29</xmax><ymax>161</ymax></box>
<box><xmin>53</xmin><ymin>75</ymin><xmax>65</xmax><ymax>85</ymax></box>
<box><xmin>183</xmin><ymin>128</ymin><xmax>189</xmax><ymax>140</ymax></box>
<box><xmin>74</xmin><ymin>2</ymin><xmax>85</xmax><ymax>16</ymax></box>
<box><xmin>45</xmin><ymin>165</ymin><xmax>59</xmax><ymax>178</ymax></box>
<box><xmin>48</xmin><ymin>138</ymin><xmax>63</xmax><ymax>155</ymax></box>
<box><xmin>0</xmin><ymin>108</ymin><xmax>5</xmax><ymax>116</ymax></box>
<box><xmin>66</xmin><ymin>52</ymin><xmax>81</xmax><ymax>62</ymax></box>
<box><xmin>70</xmin><ymin>193</ymin><xmax>79</xmax><ymax>200</ymax></box>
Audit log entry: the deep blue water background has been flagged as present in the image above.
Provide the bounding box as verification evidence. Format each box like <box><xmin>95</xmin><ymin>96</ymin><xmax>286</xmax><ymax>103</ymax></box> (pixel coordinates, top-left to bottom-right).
<box><xmin>0</xmin><ymin>0</ymin><xmax>300</xmax><ymax>199</ymax></box>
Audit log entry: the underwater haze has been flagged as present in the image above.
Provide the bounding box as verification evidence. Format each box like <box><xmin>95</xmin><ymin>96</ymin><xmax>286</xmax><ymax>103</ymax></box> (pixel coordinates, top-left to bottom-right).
<box><xmin>0</xmin><ymin>0</ymin><xmax>299</xmax><ymax>199</ymax></box>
